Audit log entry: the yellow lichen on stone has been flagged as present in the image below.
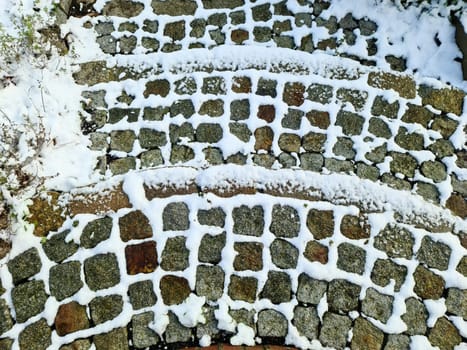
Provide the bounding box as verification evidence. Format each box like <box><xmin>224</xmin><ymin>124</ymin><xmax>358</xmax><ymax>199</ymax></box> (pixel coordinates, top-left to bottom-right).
<box><xmin>28</xmin><ymin>192</ymin><xmax>67</xmax><ymax>237</ymax></box>
<box><xmin>368</xmin><ymin>72</ymin><xmax>416</xmax><ymax>99</ymax></box>
<box><xmin>419</xmin><ymin>85</ymin><xmax>465</xmax><ymax>115</ymax></box>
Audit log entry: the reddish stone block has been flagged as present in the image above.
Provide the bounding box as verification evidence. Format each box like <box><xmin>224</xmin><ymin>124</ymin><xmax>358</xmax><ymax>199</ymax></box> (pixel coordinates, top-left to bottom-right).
<box><xmin>257</xmin><ymin>105</ymin><xmax>275</xmax><ymax>122</ymax></box>
<box><xmin>232</xmin><ymin>77</ymin><xmax>252</xmax><ymax>93</ymax></box>
<box><xmin>54</xmin><ymin>302</ymin><xmax>89</xmax><ymax>336</ymax></box>
<box><xmin>283</xmin><ymin>82</ymin><xmax>305</xmax><ymax>106</ymax></box>
<box><xmin>304</xmin><ymin>241</ymin><xmax>328</xmax><ymax>264</ymax></box>
<box><xmin>125</xmin><ymin>241</ymin><xmax>158</xmax><ymax>275</ymax></box>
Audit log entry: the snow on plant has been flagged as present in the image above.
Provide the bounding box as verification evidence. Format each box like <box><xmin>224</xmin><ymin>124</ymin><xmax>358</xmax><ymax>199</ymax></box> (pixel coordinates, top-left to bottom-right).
<box><xmin>0</xmin><ymin>0</ymin><xmax>61</xmax><ymax>244</ymax></box>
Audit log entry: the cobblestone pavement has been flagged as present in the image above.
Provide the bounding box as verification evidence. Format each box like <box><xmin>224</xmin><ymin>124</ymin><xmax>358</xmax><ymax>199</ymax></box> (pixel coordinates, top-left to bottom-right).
<box><xmin>0</xmin><ymin>0</ymin><xmax>466</xmax><ymax>349</ymax></box>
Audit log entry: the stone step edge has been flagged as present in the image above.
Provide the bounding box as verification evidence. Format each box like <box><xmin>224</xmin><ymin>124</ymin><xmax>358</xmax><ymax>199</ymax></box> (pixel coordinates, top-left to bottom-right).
<box><xmin>27</xmin><ymin>166</ymin><xmax>463</xmax><ymax>238</ymax></box>
<box><xmin>73</xmin><ymin>46</ymin><xmax>430</xmax><ymax>99</ymax></box>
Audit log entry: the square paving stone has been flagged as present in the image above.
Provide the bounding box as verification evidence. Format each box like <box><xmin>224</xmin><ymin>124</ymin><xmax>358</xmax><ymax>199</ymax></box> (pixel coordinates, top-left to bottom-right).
<box><xmin>54</xmin><ymin>301</ymin><xmax>89</xmax><ymax>336</ymax></box>
<box><xmin>362</xmin><ymin>287</ymin><xmax>394</xmax><ymax>323</ymax></box>
<box><xmin>413</xmin><ymin>265</ymin><xmax>445</xmax><ymax>299</ymax></box>
<box><xmin>165</xmin><ymin>311</ymin><xmax>191</xmax><ymax>343</ymax></box>
<box><xmin>370</xmin><ymin>258</ymin><xmax>407</xmax><ymax>292</ymax></box>
<box><xmin>110</xmin><ymin>130</ymin><xmax>136</xmax><ymax>153</ymax></box>
<box><xmin>417</xmin><ymin>236</ymin><xmax>451</xmax><ymax>271</ymax></box>
<box><xmin>90</xmin><ymin>295</ymin><xmax>123</xmax><ymax>324</ymax></box>
<box><xmin>253</xmin><ymin>26</ymin><xmax>272</xmax><ymax>42</ymax></box>
<box><xmin>385</xmin><ymin>334</ymin><xmax>410</xmax><ymax>350</ymax></box>
<box><xmin>232</xmin><ymin>76</ymin><xmax>251</xmax><ymax>93</ymax></box>
<box><xmin>196</xmin><ymin>123</ymin><xmax>223</xmax><ymax>143</ymax></box>
<box><xmin>197</xmin><ymin>207</ymin><xmax>226</xmax><ymax>227</ymax></box>
<box><xmin>257</xmin><ymin>104</ymin><xmax>276</xmax><ymax>123</ymax></box>
<box><xmin>128</xmin><ymin>280</ymin><xmax>157</xmax><ymax>310</ymax></box>
<box><xmin>229</xmin><ymin>308</ymin><xmax>255</xmax><ymax>328</ymax></box>
<box><xmin>254</xmin><ymin>126</ymin><xmax>274</xmax><ymax>151</ymax></box>
<box><xmin>257</xmin><ymin>309</ymin><xmax>288</xmax><ymax>337</ymax></box>
<box><xmin>169</xmin><ymin>122</ymin><xmax>195</xmax><ymax>143</ymax></box>
<box><xmin>445</xmin><ymin>288</ymin><xmax>467</xmax><ymax>319</ymax></box>
<box><xmin>195</xmin><ymin>265</ymin><xmax>225</xmax><ymax>301</ymax></box>
<box><xmin>260</xmin><ymin>271</ymin><xmax>292</xmax><ymax>304</ymax></box>
<box><xmin>196</xmin><ymin>306</ymin><xmax>220</xmax><ymax>339</ymax></box>
<box><xmin>0</xmin><ymin>299</ymin><xmax>13</xmax><ymax>334</ymax></box>
<box><xmin>174</xmin><ymin>76</ymin><xmax>197</xmax><ymax>95</ymax></box>
<box><xmin>12</xmin><ymin>280</ymin><xmax>48</xmax><ymax>323</ymax></box>
<box><xmin>303</xmin><ymin>240</ymin><xmax>329</xmax><ymax>264</ymax></box>
<box><xmin>306</xmin><ymin>110</ymin><xmax>331</xmax><ymax>129</ymax></box>
<box><xmin>230</xmin><ymin>99</ymin><xmax>250</xmax><ymax>121</ymax></box>
<box><xmin>306</xmin><ymin>209</ymin><xmax>334</xmax><ymax>239</ymax></box>
<box><xmin>139</xmin><ymin>128</ymin><xmax>168</xmax><ymax>149</ymax></box>
<box><xmin>94</xmin><ymin>327</ymin><xmax>129</xmax><ymax>350</ymax></box>
<box><xmin>336</xmin><ymin>242</ymin><xmax>366</xmax><ymax>275</ymax></box>
<box><xmin>228</xmin><ymin>275</ymin><xmax>258</xmax><ymax>302</ymax></box>
<box><xmin>293</xmin><ymin>306</ymin><xmax>319</xmax><ymax>339</ymax></box>
<box><xmin>202</xmin><ymin>76</ymin><xmax>226</xmax><ymax>95</ymax></box>
<box><xmin>340</xmin><ymin>215</ymin><xmax>370</xmax><ymax>240</ymax></box>
<box><xmin>161</xmin><ymin>236</ymin><xmax>189</xmax><ymax>271</ymax></box>
<box><xmin>302</xmin><ymin>132</ymin><xmax>326</xmax><ymax>152</ymax></box>
<box><xmin>160</xmin><ymin>275</ymin><xmax>190</xmax><ymax>305</ymax></box>
<box><xmin>428</xmin><ymin>317</ymin><xmax>462</xmax><ymax>350</ymax></box>
<box><xmin>373</xmin><ymin>224</ymin><xmax>414</xmax><ymax>259</ymax></box>
<box><xmin>232</xmin><ymin>205</ymin><xmax>264</xmax><ymax>236</ymax></box>
<box><xmin>49</xmin><ymin>261</ymin><xmax>83</xmax><ymax>301</ymax></box>
<box><xmin>283</xmin><ymin>82</ymin><xmax>305</xmax><ymax>106</ymax></box>
<box><xmin>270</xmin><ymin>238</ymin><xmax>299</xmax><ymax>269</ymax></box>
<box><xmin>269</xmin><ymin>204</ymin><xmax>300</xmax><ymax>238</ymax></box>
<box><xmin>306</xmin><ymin>84</ymin><xmax>333</xmax><ymax>104</ymax></box>
<box><xmin>125</xmin><ymin>241</ymin><xmax>158</xmax><ymax>275</ymax></box>
<box><xmin>282</xmin><ymin>108</ymin><xmax>303</xmax><ymax>130</ymax></box>
<box><xmin>18</xmin><ymin>319</ymin><xmax>51</xmax><ymax>350</ymax></box>
<box><xmin>7</xmin><ymin>248</ymin><xmax>41</xmax><ymax>285</ymax></box>
<box><xmin>278</xmin><ymin>133</ymin><xmax>301</xmax><ymax>153</ymax></box>
<box><xmin>163</xmin><ymin>19</ymin><xmax>185</xmax><ymax>39</ymax></box>
<box><xmin>199</xmin><ymin>99</ymin><xmax>224</xmax><ymax>117</ymax></box>
<box><xmin>170</xmin><ymin>99</ymin><xmax>195</xmax><ymax>118</ymax></box>
<box><xmin>327</xmin><ymin>279</ymin><xmax>360</xmax><ymax>313</ymax></box>
<box><xmin>256</xmin><ymin>78</ymin><xmax>277</xmax><ymax>97</ymax></box>
<box><xmin>351</xmin><ymin>317</ymin><xmax>384</xmax><ymax>350</ymax></box>
<box><xmin>84</xmin><ymin>253</ymin><xmax>120</xmax><ymax>291</ymax></box>
<box><xmin>336</xmin><ymin>110</ymin><xmax>365</xmax><ymax>136</ymax></box>
<box><xmin>319</xmin><ymin>312</ymin><xmax>351</xmax><ymax>349</ymax></box>
<box><xmin>198</xmin><ymin>232</ymin><xmax>227</xmax><ymax>264</ymax></box>
<box><xmin>109</xmin><ymin>108</ymin><xmax>139</xmax><ymax>123</ymax></box>
<box><xmin>163</xmin><ymin>202</ymin><xmax>189</xmax><ymax>231</ymax></box>
<box><xmin>297</xmin><ymin>273</ymin><xmax>327</xmax><ymax>304</ymax></box>
<box><xmin>43</xmin><ymin>230</ymin><xmax>79</xmax><ymax>263</ymax></box>
<box><xmin>143</xmin><ymin>106</ymin><xmax>169</xmax><ymax>121</ymax></box>
<box><xmin>401</xmin><ymin>297</ymin><xmax>428</xmax><ymax>335</ymax></box>
<box><xmin>336</xmin><ymin>88</ymin><xmax>368</xmax><ymax>111</ymax></box>
<box><xmin>170</xmin><ymin>145</ymin><xmax>195</xmax><ymax>164</ymax></box>
<box><xmin>119</xmin><ymin>210</ymin><xmax>153</xmax><ymax>242</ymax></box>
<box><xmin>233</xmin><ymin>242</ymin><xmax>263</xmax><ymax>271</ymax></box>
<box><xmin>81</xmin><ymin>216</ymin><xmax>112</xmax><ymax>248</ymax></box>
<box><xmin>132</xmin><ymin>311</ymin><xmax>159</xmax><ymax>348</ymax></box>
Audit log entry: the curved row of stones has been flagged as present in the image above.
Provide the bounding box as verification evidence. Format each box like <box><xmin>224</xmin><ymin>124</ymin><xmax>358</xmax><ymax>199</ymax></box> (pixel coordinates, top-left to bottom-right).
<box><xmin>0</xmin><ymin>194</ymin><xmax>466</xmax><ymax>349</ymax></box>
<box><xmin>80</xmin><ymin>66</ymin><xmax>466</xmax><ymax>209</ymax></box>
<box><xmin>76</xmin><ymin>0</ymin><xmax>405</xmax><ymax>71</ymax></box>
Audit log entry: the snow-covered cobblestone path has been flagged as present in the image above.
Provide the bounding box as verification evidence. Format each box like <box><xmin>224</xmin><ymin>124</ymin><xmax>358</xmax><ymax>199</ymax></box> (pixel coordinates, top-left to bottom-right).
<box><xmin>0</xmin><ymin>0</ymin><xmax>466</xmax><ymax>349</ymax></box>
